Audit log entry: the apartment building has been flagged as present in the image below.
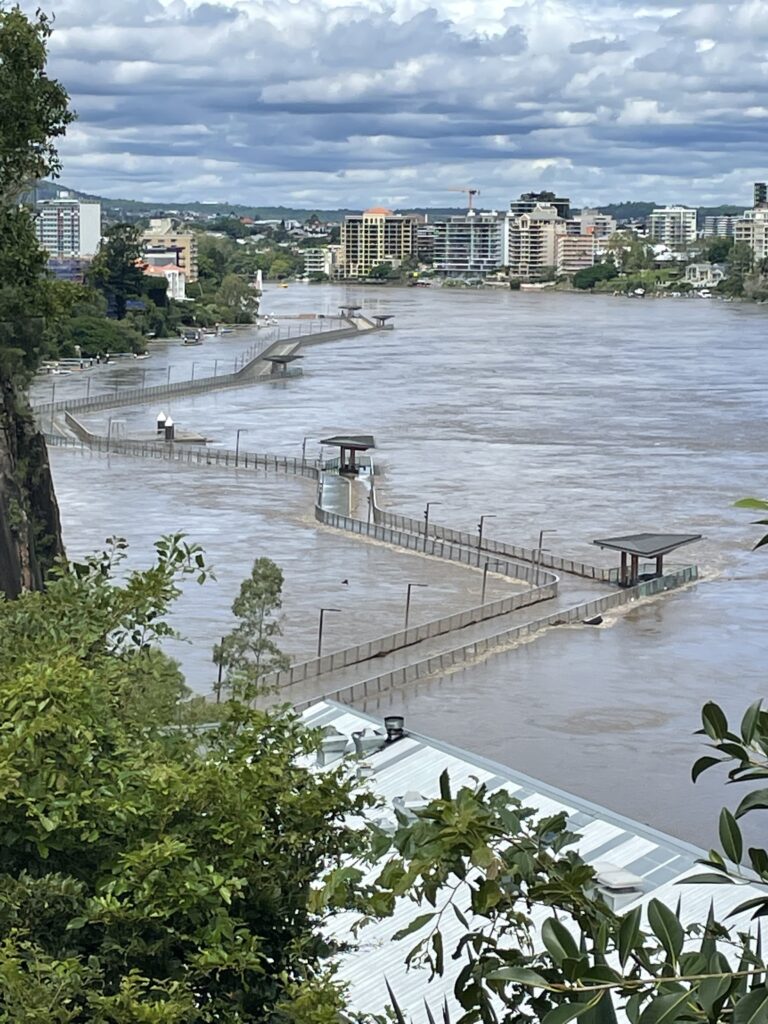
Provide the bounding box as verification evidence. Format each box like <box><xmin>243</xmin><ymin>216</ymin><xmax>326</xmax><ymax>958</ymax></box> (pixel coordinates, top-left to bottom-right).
<box><xmin>573</xmin><ymin>208</ymin><xmax>617</xmax><ymax>238</ymax></box>
<box><xmin>505</xmin><ymin>204</ymin><xmax>568</xmax><ymax>280</ymax></box>
<box><xmin>735</xmin><ymin>208</ymin><xmax>768</xmax><ymax>262</ymax></box>
<box><xmin>432</xmin><ymin>211</ymin><xmax>505</xmax><ymax>277</ymax></box>
<box><xmin>510</xmin><ymin>190</ymin><xmax>571</xmax><ymax>220</ymax></box>
<box><xmin>340</xmin><ymin>208</ymin><xmax>417</xmax><ymax>277</ymax></box>
<box><xmin>34</xmin><ymin>196</ymin><xmax>101</xmax><ymax>258</ymax></box>
<box><xmin>141</xmin><ymin>218</ymin><xmax>199</xmax><ymax>282</ymax></box>
<box><xmin>648</xmin><ymin>206</ymin><xmax>697</xmax><ymax>246</ymax></box>
<box><xmin>556</xmin><ymin>233</ymin><xmax>596</xmax><ymax>276</ymax></box>
<box><xmin>703</xmin><ymin>216</ymin><xmax>738</xmax><ymax>238</ymax></box>
<box><xmin>303</xmin><ymin>247</ymin><xmax>343</xmax><ymax>278</ymax></box>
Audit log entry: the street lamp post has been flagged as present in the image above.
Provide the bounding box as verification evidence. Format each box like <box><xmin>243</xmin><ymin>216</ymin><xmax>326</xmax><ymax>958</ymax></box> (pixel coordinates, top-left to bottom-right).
<box><xmin>302</xmin><ymin>435</ymin><xmax>310</xmax><ymax>463</ymax></box>
<box><xmin>317</xmin><ymin>607</ymin><xmax>341</xmax><ymax>657</ymax></box>
<box><xmin>404</xmin><ymin>582</ymin><xmax>428</xmax><ymax>630</ymax></box>
<box><xmin>534</xmin><ymin>529</ymin><xmax>558</xmax><ymax>574</ymax></box>
<box><xmin>191</xmin><ymin>362</ymin><xmax>198</xmax><ymax>382</ymax></box>
<box><xmin>85</xmin><ymin>376</ymin><xmax>91</xmax><ymax>400</ymax></box>
<box><xmin>481</xmin><ymin>559</ymin><xmax>504</xmax><ymax>604</ymax></box>
<box><xmin>235</xmin><ymin>428</ymin><xmax>247</xmax><ymax>467</ymax></box>
<box><xmin>423</xmin><ymin>501</ymin><xmax>442</xmax><ymax>552</ymax></box>
<box><xmin>214</xmin><ymin>358</ymin><xmax>219</xmax><ymax>378</ymax></box>
<box><xmin>477</xmin><ymin>514</ymin><xmax>497</xmax><ymax>566</ymax></box>
<box><xmin>167</xmin><ymin>365</ymin><xmax>172</xmax><ymax>385</ymax></box>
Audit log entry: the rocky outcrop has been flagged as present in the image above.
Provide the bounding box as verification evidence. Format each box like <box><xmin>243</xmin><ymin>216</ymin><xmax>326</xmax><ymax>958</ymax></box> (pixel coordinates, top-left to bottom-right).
<box><xmin>0</xmin><ymin>377</ymin><xmax>64</xmax><ymax>597</ymax></box>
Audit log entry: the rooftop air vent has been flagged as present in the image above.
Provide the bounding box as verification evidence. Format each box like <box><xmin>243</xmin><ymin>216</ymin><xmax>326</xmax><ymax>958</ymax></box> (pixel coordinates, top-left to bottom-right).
<box><xmin>316</xmin><ymin>727</ymin><xmax>349</xmax><ymax>767</ymax></box>
<box><xmin>384</xmin><ymin>715</ymin><xmax>405</xmax><ymax>743</ymax></box>
<box><xmin>591</xmin><ymin>862</ymin><xmax>645</xmax><ymax>911</ymax></box>
<box><xmin>352</xmin><ymin>728</ymin><xmax>387</xmax><ymax>758</ymax></box>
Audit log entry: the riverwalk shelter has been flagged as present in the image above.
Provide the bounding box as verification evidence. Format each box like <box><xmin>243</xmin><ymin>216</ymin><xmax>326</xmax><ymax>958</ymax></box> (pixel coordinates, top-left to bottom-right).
<box><xmin>320</xmin><ymin>434</ymin><xmax>375</xmax><ymax>475</ymax></box>
<box><xmin>265</xmin><ymin>353</ymin><xmax>303</xmax><ymax>377</ymax></box>
<box><xmin>304</xmin><ymin>699</ymin><xmax>766</xmax><ymax>1024</ymax></box>
<box><xmin>592</xmin><ymin>532</ymin><xmax>702</xmax><ymax>586</ymax></box>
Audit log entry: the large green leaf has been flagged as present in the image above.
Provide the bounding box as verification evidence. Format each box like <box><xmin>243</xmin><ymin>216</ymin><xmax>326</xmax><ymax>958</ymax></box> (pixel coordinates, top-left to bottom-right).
<box><xmin>719</xmin><ymin>808</ymin><xmax>743</xmax><ymax>864</ymax></box>
<box><xmin>542</xmin><ymin>917</ymin><xmax>580</xmax><ymax>966</ymax></box>
<box><xmin>701</xmin><ymin>702</ymin><xmax>729</xmax><ymax>741</ymax></box>
<box><xmin>618</xmin><ymin>906</ymin><xmax>643</xmax><ymax>967</ymax></box>
<box><xmin>734</xmin><ymin>498</ymin><xmax>768</xmax><ymax>511</ymax></box>
<box><xmin>647</xmin><ymin>899</ymin><xmax>684</xmax><ymax>961</ymax></box>
<box><xmin>733</xmin><ymin>987</ymin><xmax>768</xmax><ymax>1024</ymax></box>
<box><xmin>542</xmin><ymin>1000</ymin><xmax>599</xmax><ymax>1024</ymax></box>
<box><xmin>740</xmin><ymin>700</ymin><xmax>763</xmax><ymax>745</ymax></box>
<box><xmin>392</xmin><ymin>912</ymin><xmax>437</xmax><ymax>941</ymax></box>
<box><xmin>637</xmin><ymin>990</ymin><xmax>692</xmax><ymax>1024</ymax></box>
<box><xmin>735</xmin><ymin>788</ymin><xmax>768</xmax><ymax>819</ymax></box>
<box><xmin>485</xmin><ymin>966</ymin><xmax>548</xmax><ymax>987</ymax></box>
<box><xmin>691</xmin><ymin>755</ymin><xmax>723</xmax><ymax>783</ymax></box>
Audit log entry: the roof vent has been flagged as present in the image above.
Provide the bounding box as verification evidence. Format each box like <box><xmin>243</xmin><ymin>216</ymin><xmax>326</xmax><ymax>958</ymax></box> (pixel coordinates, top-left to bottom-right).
<box><xmin>352</xmin><ymin>728</ymin><xmax>387</xmax><ymax>758</ymax></box>
<box><xmin>316</xmin><ymin>727</ymin><xmax>349</xmax><ymax>767</ymax></box>
<box><xmin>384</xmin><ymin>715</ymin><xmax>405</xmax><ymax>744</ymax></box>
<box><xmin>592</xmin><ymin>862</ymin><xmax>645</xmax><ymax>911</ymax></box>
<box><xmin>393</xmin><ymin>790</ymin><xmax>429</xmax><ymax>822</ymax></box>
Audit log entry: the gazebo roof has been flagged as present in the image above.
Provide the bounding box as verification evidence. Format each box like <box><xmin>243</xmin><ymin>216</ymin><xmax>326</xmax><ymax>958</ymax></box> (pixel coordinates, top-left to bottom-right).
<box><xmin>373</xmin><ymin>314</ymin><xmax>394</xmax><ymax>321</ymax></box>
<box><xmin>265</xmin><ymin>353</ymin><xmax>303</xmax><ymax>363</ymax></box>
<box><xmin>592</xmin><ymin>532</ymin><xmax>702</xmax><ymax>559</ymax></box>
<box><xmin>320</xmin><ymin>434</ymin><xmax>376</xmax><ymax>451</ymax></box>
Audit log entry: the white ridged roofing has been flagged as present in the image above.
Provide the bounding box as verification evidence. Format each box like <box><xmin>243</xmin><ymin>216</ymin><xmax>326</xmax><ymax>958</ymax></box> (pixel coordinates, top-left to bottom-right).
<box><xmin>303</xmin><ymin>700</ymin><xmax>766</xmax><ymax>1024</ymax></box>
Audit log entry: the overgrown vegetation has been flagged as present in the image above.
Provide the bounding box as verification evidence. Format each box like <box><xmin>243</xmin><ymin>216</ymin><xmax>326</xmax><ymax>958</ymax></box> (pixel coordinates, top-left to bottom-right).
<box><xmin>0</xmin><ymin>535</ymin><xmax>372</xmax><ymax>1020</ymax></box>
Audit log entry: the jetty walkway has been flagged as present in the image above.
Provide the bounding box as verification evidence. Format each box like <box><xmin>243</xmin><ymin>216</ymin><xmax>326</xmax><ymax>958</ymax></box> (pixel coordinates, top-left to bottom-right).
<box><xmin>36</xmin><ymin>310</ymin><xmax>698</xmax><ymax>707</ymax></box>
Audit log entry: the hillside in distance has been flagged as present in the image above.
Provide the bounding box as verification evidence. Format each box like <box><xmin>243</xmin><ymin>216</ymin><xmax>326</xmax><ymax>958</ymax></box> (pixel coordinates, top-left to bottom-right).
<box><xmin>28</xmin><ymin>183</ymin><xmax>748</xmax><ymax>224</ymax></box>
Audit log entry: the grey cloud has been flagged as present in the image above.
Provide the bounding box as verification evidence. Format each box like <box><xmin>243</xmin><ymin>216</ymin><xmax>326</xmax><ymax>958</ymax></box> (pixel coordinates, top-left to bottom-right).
<box><xmin>17</xmin><ymin>0</ymin><xmax>768</xmax><ymax>206</ymax></box>
<box><xmin>568</xmin><ymin>37</ymin><xmax>629</xmax><ymax>55</ymax></box>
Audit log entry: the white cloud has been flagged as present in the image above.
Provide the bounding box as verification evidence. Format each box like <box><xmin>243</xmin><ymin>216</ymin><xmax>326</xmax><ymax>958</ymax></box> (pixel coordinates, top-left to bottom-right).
<box><xmin>16</xmin><ymin>0</ymin><xmax>767</xmax><ymax>207</ymax></box>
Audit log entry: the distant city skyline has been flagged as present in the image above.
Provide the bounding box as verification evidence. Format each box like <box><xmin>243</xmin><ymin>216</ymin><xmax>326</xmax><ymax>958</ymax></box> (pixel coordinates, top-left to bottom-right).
<box><xmin>19</xmin><ymin>0</ymin><xmax>767</xmax><ymax>209</ymax></box>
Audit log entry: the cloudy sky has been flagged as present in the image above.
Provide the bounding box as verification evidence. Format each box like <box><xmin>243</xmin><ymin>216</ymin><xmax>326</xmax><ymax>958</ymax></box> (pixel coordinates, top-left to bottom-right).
<box><xmin>24</xmin><ymin>0</ymin><xmax>768</xmax><ymax>209</ymax></box>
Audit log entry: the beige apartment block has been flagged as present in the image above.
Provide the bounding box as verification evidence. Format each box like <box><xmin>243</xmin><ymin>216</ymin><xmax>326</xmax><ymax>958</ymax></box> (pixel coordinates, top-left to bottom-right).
<box><xmin>141</xmin><ymin>218</ymin><xmax>199</xmax><ymax>282</ymax></box>
<box><xmin>556</xmin><ymin>233</ymin><xmax>596</xmax><ymax>276</ymax></box>
<box><xmin>340</xmin><ymin>207</ymin><xmax>417</xmax><ymax>277</ymax></box>
<box><xmin>505</xmin><ymin>204</ymin><xmax>567</xmax><ymax>280</ymax></box>
<box><xmin>735</xmin><ymin>209</ymin><xmax>768</xmax><ymax>263</ymax></box>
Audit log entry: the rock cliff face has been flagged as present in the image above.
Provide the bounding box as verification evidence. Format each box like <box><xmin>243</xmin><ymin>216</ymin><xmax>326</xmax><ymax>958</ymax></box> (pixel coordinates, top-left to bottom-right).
<box><xmin>0</xmin><ymin>378</ymin><xmax>64</xmax><ymax>597</ymax></box>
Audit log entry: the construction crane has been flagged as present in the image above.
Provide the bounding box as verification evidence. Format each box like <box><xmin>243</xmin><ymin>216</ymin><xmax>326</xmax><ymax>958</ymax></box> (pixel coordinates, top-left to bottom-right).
<box><xmin>448</xmin><ymin>187</ymin><xmax>480</xmax><ymax>211</ymax></box>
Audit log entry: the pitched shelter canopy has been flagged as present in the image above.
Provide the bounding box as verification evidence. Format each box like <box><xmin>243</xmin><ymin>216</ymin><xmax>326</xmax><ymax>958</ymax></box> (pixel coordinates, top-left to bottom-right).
<box><xmin>592</xmin><ymin>533</ymin><xmax>702</xmax><ymax>558</ymax></box>
<box><xmin>320</xmin><ymin>434</ymin><xmax>375</xmax><ymax>451</ymax></box>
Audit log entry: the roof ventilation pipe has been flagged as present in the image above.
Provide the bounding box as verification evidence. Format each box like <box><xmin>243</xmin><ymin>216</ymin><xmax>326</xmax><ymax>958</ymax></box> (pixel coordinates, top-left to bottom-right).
<box><xmin>384</xmin><ymin>715</ymin><xmax>405</xmax><ymax>744</ymax></box>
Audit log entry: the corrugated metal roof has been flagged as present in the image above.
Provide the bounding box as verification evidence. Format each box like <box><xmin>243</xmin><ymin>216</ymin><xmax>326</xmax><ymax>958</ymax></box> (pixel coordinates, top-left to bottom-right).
<box><xmin>303</xmin><ymin>700</ymin><xmax>765</xmax><ymax>1024</ymax></box>
<box><xmin>592</xmin><ymin>532</ymin><xmax>702</xmax><ymax>558</ymax></box>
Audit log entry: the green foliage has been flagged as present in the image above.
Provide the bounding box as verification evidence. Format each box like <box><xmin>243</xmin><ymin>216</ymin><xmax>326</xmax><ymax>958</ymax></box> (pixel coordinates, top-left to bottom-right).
<box><xmin>0</xmin><ymin>6</ymin><xmax>74</xmax><ymax>205</ymax></box>
<box><xmin>215</xmin><ymin>272</ymin><xmax>259</xmax><ymax>323</ymax></box>
<box><xmin>89</xmin><ymin>223</ymin><xmax>145</xmax><ymax>319</ymax></box>
<box><xmin>213</xmin><ymin>556</ymin><xmax>290</xmax><ymax>700</ymax></box>
<box><xmin>572</xmin><ymin>262</ymin><xmax>619</xmax><ymax>290</ymax></box>
<box><xmin>0</xmin><ymin>536</ymin><xmax>372</xmax><ymax>1020</ymax></box>
<box><xmin>701</xmin><ymin>236</ymin><xmax>734</xmax><ymax>264</ymax></box>
<box><xmin>56</xmin><ymin>314</ymin><xmax>146</xmax><ymax>357</ymax></box>
<box><xmin>367</xmin><ymin>706</ymin><xmax>768</xmax><ymax>1024</ymax></box>
<box><xmin>734</xmin><ymin>497</ymin><xmax>768</xmax><ymax>549</ymax></box>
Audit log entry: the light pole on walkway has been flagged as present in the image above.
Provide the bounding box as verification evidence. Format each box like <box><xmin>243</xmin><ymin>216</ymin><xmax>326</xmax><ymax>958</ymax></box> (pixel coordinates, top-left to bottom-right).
<box><xmin>317</xmin><ymin>608</ymin><xmax>341</xmax><ymax>657</ymax></box>
<box><xmin>235</xmin><ymin>428</ymin><xmax>248</xmax><ymax>467</ymax></box>
<box><xmin>423</xmin><ymin>501</ymin><xmax>442</xmax><ymax>552</ymax></box>
<box><xmin>481</xmin><ymin>559</ymin><xmax>505</xmax><ymax>604</ymax></box>
<box><xmin>404</xmin><ymin>582</ymin><xmax>428</xmax><ymax>630</ymax></box>
<box><xmin>214</xmin><ymin>359</ymin><xmax>219</xmax><ymax>378</ymax></box>
<box><xmin>191</xmin><ymin>362</ymin><xmax>198</xmax><ymax>382</ymax></box>
<box><xmin>477</xmin><ymin>514</ymin><xmax>496</xmax><ymax>566</ymax></box>
<box><xmin>302</xmin><ymin>435</ymin><xmax>310</xmax><ymax>463</ymax></box>
<box><xmin>167</xmin><ymin>365</ymin><xmax>172</xmax><ymax>385</ymax></box>
<box><xmin>534</xmin><ymin>529</ymin><xmax>557</xmax><ymax>573</ymax></box>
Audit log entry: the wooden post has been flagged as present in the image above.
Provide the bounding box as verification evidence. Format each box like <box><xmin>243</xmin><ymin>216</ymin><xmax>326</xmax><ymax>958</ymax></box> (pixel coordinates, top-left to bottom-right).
<box><xmin>620</xmin><ymin>551</ymin><xmax>627</xmax><ymax>586</ymax></box>
<box><xmin>655</xmin><ymin>555</ymin><xmax>664</xmax><ymax>577</ymax></box>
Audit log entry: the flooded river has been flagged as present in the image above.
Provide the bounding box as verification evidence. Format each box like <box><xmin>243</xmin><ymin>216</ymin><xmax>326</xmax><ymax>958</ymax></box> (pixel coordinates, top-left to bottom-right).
<box><xmin>47</xmin><ymin>284</ymin><xmax>768</xmax><ymax>845</ymax></box>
